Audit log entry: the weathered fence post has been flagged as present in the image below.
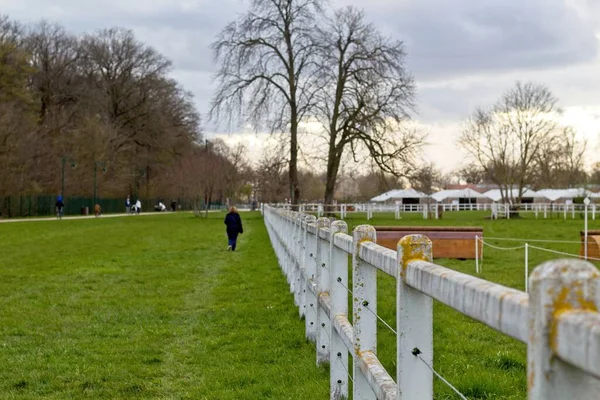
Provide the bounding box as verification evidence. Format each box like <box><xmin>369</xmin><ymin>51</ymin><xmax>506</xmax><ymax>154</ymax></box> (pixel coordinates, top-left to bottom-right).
<box><xmin>301</xmin><ymin>215</ymin><xmax>316</xmax><ymax>321</ymax></box>
<box><xmin>329</xmin><ymin>220</ymin><xmax>349</xmax><ymax>399</ymax></box>
<box><xmin>397</xmin><ymin>235</ymin><xmax>434</xmax><ymax>399</ymax></box>
<box><xmin>352</xmin><ymin>225</ymin><xmax>378</xmax><ymax>399</ymax></box>
<box><xmin>291</xmin><ymin>213</ymin><xmax>303</xmax><ymax>306</ymax></box>
<box><xmin>528</xmin><ymin>259</ymin><xmax>600</xmax><ymax>399</ymax></box>
<box><xmin>316</xmin><ymin>217</ymin><xmax>331</xmax><ymax>365</ymax></box>
<box><xmin>305</xmin><ymin>216</ymin><xmax>318</xmax><ymax>342</ymax></box>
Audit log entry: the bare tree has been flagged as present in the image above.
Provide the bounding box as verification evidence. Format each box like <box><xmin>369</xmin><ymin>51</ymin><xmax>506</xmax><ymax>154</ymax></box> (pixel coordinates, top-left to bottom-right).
<box><xmin>408</xmin><ymin>163</ymin><xmax>443</xmax><ymax>195</ymax></box>
<box><xmin>313</xmin><ymin>7</ymin><xmax>423</xmax><ymax>207</ymax></box>
<box><xmin>458</xmin><ymin>81</ymin><xmax>566</xmax><ymax>204</ymax></box>
<box><xmin>455</xmin><ymin>162</ymin><xmax>487</xmax><ymax>185</ymax></box>
<box><xmin>210</xmin><ymin>0</ymin><xmax>324</xmax><ymax>206</ymax></box>
<box><xmin>534</xmin><ymin>127</ymin><xmax>587</xmax><ymax>188</ymax></box>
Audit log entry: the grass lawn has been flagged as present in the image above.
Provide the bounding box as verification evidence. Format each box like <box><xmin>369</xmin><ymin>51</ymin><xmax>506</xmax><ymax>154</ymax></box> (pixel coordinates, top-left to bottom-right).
<box><xmin>2</xmin><ymin>210</ymin><xmax>597</xmax><ymax>399</ymax></box>
<box><xmin>0</xmin><ymin>212</ymin><xmax>328</xmax><ymax>399</ymax></box>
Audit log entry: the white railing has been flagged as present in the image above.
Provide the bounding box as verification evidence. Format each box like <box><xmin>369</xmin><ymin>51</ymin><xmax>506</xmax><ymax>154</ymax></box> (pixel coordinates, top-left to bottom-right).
<box><xmin>271</xmin><ymin>202</ymin><xmax>597</xmax><ymax>221</ymax></box>
<box><xmin>263</xmin><ymin>205</ymin><xmax>600</xmax><ymax>399</ymax></box>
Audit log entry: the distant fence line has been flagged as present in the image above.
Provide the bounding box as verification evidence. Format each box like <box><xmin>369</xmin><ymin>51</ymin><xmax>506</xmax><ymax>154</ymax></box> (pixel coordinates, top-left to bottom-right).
<box><xmin>264</xmin><ymin>205</ymin><xmax>600</xmax><ymax>399</ymax></box>
<box><xmin>268</xmin><ymin>202</ymin><xmax>598</xmax><ymax>220</ymax></box>
<box><xmin>0</xmin><ymin>195</ymin><xmax>243</xmax><ymax>218</ymax></box>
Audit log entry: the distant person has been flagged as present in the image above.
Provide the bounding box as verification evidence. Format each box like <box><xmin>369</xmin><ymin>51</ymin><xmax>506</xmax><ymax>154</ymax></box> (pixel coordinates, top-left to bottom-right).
<box><xmin>134</xmin><ymin>199</ymin><xmax>142</xmax><ymax>215</ymax></box>
<box><xmin>171</xmin><ymin>200</ymin><xmax>177</xmax><ymax>212</ymax></box>
<box><xmin>94</xmin><ymin>204</ymin><xmax>101</xmax><ymax>218</ymax></box>
<box><xmin>125</xmin><ymin>196</ymin><xmax>131</xmax><ymax>215</ymax></box>
<box><xmin>55</xmin><ymin>196</ymin><xmax>64</xmax><ymax>220</ymax></box>
<box><xmin>224</xmin><ymin>206</ymin><xmax>243</xmax><ymax>251</ymax></box>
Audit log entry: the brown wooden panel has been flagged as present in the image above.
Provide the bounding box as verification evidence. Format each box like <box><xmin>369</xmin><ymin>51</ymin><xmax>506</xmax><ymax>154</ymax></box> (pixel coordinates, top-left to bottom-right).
<box><xmin>579</xmin><ymin>235</ymin><xmax>600</xmax><ymax>259</ymax></box>
<box><xmin>375</xmin><ymin>226</ymin><xmax>483</xmax><ymax>259</ymax></box>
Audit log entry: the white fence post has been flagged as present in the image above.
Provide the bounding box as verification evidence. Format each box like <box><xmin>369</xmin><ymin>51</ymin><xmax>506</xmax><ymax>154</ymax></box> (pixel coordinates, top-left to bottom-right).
<box><xmin>305</xmin><ymin>216</ymin><xmax>319</xmax><ymax>342</ymax></box>
<box><xmin>329</xmin><ymin>220</ymin><xmax>349</xmax><ymax>399</ymax></box>
<box><xmin>292</xmin><ymin>213</ymin><xmax>305</xmax><ymax>307</ymax></box>
<box><xmin>302</xmin><ymin>215</ymin><xmax>317</xmax><ymax>326</ymax></box>
<box><xmin>316</xmin><ymin>217</ymin><xmax>331</xmax><ymax>365</ymax></box>
<box><xmin>475</xmin><ymin>235</ymin><xmax>480</xmax><ymax>274</ymax></box>
<box><xmin>397</xmin><ymin>235</ymin><xmax>434</xmax><ymax>399</ymax></box>
<box><xmin>352</xmin><ymin>225</ymin><xmax>378</xmax><ymax>400</ymax></box>
<box><xmin>528</xmin><ymin>259</ymin><xmax>600</xmax><ymax>399</ymax></box>
<box><xmin>422</xmin><ymin>204</ymin><xmax>428</xmax><ymax>219</ymax></box>
<box><xmin>395</xmin><ymin>204</ymin><xmax>400</xmax><ymax>220</ymax></box>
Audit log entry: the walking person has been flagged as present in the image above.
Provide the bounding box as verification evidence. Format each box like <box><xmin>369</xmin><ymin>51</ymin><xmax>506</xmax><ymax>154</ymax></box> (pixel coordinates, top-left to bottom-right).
<box><xmin>55</xmin><ymin>196</ymin><xmax>64</xmax><ymax>220</ymax></box>
<box><xmin>224</xmin><ymin>206</ymin><xmax>243</xmax><ymax>251</ymax></box>
<box><xmin>125</xmin><ymin>196</ymin><xmax>131</xmax><ymax>215</ymax></box>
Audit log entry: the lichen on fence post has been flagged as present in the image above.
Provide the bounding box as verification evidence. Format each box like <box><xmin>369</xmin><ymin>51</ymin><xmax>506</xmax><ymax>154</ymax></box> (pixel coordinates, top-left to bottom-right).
<box><xmin>397</xmin><ymin>234</ymin><xmax>433</xmax><ymax>399</ymax></box>
<box><xmin>352</xmin><ymin>225</ymin><xmax>377</xmax><ymax>399</ymax></box>
<box><xmin>528</xmin><ymin>259</ymin><xmax>600</xmax><ymax>399</ymax></box>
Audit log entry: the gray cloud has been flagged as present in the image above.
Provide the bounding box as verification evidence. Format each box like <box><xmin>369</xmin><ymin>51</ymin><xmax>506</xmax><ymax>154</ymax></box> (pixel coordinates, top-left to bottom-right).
<box><xmin>359</xmin><ymin>0</ymin><xmax>599</xmax><ymax>80</ymax></box>
<box><xmin>2</xmin><ymin>0</ymin><xmax>600</xmax><ymax>151</ymax></box>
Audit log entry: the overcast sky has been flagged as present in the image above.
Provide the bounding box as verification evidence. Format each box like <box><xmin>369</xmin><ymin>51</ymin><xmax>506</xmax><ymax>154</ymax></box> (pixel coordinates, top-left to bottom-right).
<box><xmin>2</xmin><ymin>0</ymin><xmax>599</xmax><ymax>172</ymax></box>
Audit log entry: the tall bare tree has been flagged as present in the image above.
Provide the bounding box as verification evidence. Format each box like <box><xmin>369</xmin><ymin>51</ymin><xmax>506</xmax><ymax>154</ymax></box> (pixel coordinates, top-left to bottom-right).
<box><xmin>458</xmin><ymin>81</ymin><xmax>566</xmax><ymax>204</ymax></box>
<box><xmin>313</xmin><ymin>7</ymin><xmax>423</xmax><ymax>206</ymax></box>
<box><xmin>210</xmin><ymin>0</ymin><xmax>323</xmax><ymax>206</ymax></box>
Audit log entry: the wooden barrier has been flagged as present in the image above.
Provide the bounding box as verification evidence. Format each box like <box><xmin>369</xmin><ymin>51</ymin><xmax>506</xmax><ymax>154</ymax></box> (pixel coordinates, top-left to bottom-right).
<box><xmin>374</xmin><ymin>226</ymin><xmax>483</xmax><ymax>259</ymax></box>
<box><xmin>580</xmin><ymin>230</ymin><xmax>600</xmax><ymax>259</ymax></box>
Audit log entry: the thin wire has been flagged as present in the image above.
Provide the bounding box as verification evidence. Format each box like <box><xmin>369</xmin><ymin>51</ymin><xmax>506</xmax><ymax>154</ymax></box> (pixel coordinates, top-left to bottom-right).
<box><xmin>339</xmin><ymin>356</ymin><xmax>354</xmax><ymax>383</ymax></box>
<box><xmin>484</xmin><ymin>236</ymin><xmax>581</xmax><ymax>244</ymax></box>
<box><xmin>337</xmin><ymin>279</ymin><xmax>354</xmax><ymax>296</ymax></box>
<box><xmin>478</xmin><ymin>238</ymin><xmax>526</xmax><ymax>251</ymax></box>
<box><xmin>415</xmin><ymin>354</ymin><xmax>468</xmax><ymax>400</ymax></box>
<box><xmin>363</xmin><ymin>304</ymin><xmax>397</xmax><ymax>335</ymax></box>
<box><xmin>528</xmin><ymin>245</ymin><xmax>600</xmax><ymax>262</ymax></box>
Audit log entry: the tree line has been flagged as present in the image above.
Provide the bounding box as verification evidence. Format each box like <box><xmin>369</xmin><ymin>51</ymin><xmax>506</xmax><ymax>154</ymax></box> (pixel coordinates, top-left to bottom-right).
<box><xmin>0</xmin><ymin>15</ymin><xmax>205</xmax><ymax>206</ymax></box>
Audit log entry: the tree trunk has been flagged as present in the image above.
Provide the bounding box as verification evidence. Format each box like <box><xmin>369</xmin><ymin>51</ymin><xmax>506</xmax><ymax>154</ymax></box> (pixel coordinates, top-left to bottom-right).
<box><xmin>324</xmin><ymin>146</ymin><xmax>342</xmax><ymax>216</ymax></box>
<box><xmin>289</xmin><ymin>115</ymin><xmax>300</xmax><ymax>209</ymax></box>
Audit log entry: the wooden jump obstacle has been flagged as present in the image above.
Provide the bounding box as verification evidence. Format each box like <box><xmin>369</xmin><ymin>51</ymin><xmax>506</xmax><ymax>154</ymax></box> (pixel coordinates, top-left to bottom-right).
<box><xmin>374</xmin><ymin>226</ymin><xmax>483</xmax><ymax>259</ymax></box>
<box><xmin>580</xmin><ymin>230</ymin><xmax>600</xmax><ymax>259</ymax></box>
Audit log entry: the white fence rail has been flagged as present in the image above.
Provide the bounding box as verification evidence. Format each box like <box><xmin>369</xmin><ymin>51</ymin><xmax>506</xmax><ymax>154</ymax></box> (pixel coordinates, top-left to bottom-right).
<box><xmin>263</xmin><ymin>205</ymin><xmax>600</xmax><ymax>399</ymax></box>
<box><xmin>270</xmin><ymin>202</ymin><xmax>597</xmax><ymax>220</ymax></box>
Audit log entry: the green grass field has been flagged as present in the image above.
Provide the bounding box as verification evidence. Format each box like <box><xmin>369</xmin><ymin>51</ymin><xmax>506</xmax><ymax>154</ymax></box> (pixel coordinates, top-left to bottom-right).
<box><xmin>0</xmin><ymin>212</ymin><xmax>328</xmax><ymax>399</ymax></box>
<box><xmin>1</xmin><ymin>210</ymin><xmax>597</xmax><ymax>399</ymax></box>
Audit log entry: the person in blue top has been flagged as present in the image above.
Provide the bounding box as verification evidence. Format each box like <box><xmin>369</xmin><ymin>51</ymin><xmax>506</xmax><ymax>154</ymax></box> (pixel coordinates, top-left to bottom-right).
<box><xmin>55</xmin><ymin>196</ymin><xmax>64</xmax><ymax>220</ymax></box>
<box><xmin>224</xmin><ymin>206</ymin><xmax>243</xmax><ymax>251</ymax></box>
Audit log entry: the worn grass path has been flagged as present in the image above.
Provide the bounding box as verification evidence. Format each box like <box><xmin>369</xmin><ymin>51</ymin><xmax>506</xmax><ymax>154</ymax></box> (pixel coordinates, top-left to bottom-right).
<box><xmin>0</xmin><ymin>212</ymin><xmax>328</xmax><ymax>399</ymax></box>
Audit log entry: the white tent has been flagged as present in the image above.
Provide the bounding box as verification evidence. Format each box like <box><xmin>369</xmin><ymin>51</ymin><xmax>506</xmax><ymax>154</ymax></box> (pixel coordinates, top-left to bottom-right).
<box><xmin>430</xmin><ymin>188</ymin><xmax>487</xmax><ymax>202</ymax></box>
<box><xmin>370</xmin><ymin>188</ymin><xmax>428</xmax><ymax>203</ymax></box>
<box><xmin>483</xmin><ymin>188</ymin><xmax>539</xmax><ymax>202</ymax></box>
<box><xmin>535</xmin><ymin>188</ymin><xmax>590</xmax><ymax>201</ymax></box>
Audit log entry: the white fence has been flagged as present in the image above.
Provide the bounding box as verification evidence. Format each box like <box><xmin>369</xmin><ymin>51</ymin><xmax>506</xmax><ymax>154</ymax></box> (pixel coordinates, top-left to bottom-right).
<box><xmin>270</xmin><ymin>202</ymin><xmax>597</xmax><ymax>220</ymax></box>
<box><xmin>263</xmin><ymin>205</ymin><xmax>600</xmax><ymax>399</ymax></box>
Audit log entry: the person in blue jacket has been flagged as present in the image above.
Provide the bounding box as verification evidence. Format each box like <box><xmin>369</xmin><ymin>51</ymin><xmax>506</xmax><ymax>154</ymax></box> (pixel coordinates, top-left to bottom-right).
<box><xmin>224</xmin><ymin>206</ymin><xmax>243</xmax><ymax>251</ymax></box>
